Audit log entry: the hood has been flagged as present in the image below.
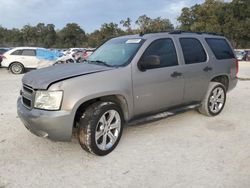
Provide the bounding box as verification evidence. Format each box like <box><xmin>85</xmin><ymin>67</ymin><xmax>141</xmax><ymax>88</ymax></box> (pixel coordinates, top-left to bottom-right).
<box><xmin>22</xmin><ymin>63</ymin><xmax>113</xmax><ymax>89</ymax></box>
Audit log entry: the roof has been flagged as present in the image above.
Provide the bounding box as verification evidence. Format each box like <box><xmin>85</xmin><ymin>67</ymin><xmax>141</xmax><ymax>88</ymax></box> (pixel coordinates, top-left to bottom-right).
<box><xmin>116</xmin><ymin>31</ymin><xmax>225</xmax><ymax>40</ymax></box>
<box><xmin>11</xmin><ymin>47</ymin><xmax>43</xmax><ymax>50</ymax></box>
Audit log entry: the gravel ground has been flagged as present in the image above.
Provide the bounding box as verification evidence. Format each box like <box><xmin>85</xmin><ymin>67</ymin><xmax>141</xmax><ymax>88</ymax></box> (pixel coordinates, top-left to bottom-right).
<box><xmin>0</xmin><ymin>63</ymin><xmax>250</xmax><ymax>188</ymax></box>
<box><xmin>238</xmin><ymin>61</ymin><xmax>250</xmax><ymax>80</ymax></box>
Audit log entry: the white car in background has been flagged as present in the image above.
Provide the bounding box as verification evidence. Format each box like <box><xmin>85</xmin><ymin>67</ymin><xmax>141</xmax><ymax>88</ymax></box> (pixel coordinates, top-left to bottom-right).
<box><xmin>64</xmin><ymin>48</ymin><xmax>85</xmax><ymax>55</ymax></box>
<box><xmin>1</xmin><ymin>47</ymin><xmax>42</xmax><ymax>74</ymax></box>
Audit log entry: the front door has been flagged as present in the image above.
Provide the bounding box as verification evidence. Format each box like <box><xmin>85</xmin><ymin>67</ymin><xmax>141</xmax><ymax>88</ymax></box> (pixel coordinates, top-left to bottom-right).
<box><xmin>132</xmin><ymin>38</ymin><xmax>185</xmax><ymax>116</ymax></box>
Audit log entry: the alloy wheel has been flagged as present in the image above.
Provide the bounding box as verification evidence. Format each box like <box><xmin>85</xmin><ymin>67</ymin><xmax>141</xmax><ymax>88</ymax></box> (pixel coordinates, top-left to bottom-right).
<box><xmin>209</xmin><ymin>87</ymin><xmax>225</xmax><ymax>114</ymax></box>
<box><xmin>95</xmin><ymin>110</ymin><xmax>121</xmax><ymax>151</ymax></box>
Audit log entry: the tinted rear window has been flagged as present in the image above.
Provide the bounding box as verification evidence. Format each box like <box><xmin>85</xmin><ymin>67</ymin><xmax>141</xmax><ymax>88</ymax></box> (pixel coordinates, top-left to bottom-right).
<box><xmin>22</xmin><ymin>49</ymin><xmax>36</xmax><ymax>56</ymax></box>
<box><xmin>205</xmin><ymin>38</ymin><xmax>235</xmax><ymax>59</ymax></box>
<box><xmin>179</xmin><ymin>38</ymin><xmax>207</xmax><ymax>64</ymax></box>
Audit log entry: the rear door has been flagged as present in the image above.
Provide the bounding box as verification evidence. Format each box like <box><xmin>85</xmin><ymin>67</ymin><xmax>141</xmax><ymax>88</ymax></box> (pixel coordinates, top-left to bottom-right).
<box><xmin>20</xmin><ymin>49</ymin><xmax>37</xmax><ymax>68</ymax></box>
<box><xmin>9</xmin><ymin>49</ymin><xmax>23</xmax><ymax>64</ymax></box>
<box><xmin>176</xmin><ymin>37</ymin><xmax>212</xmax><ymax>103</ymax></box>
<box><xmin>132</xmin><ymin>38</ymin><xmax>185</xmax><ymax>116</ymax></box>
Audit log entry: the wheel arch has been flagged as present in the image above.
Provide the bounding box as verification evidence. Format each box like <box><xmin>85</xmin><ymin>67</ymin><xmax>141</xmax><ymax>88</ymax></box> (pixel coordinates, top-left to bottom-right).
<box><xmin>73</xmin><ymin>94</ymin><xmax>130</xmax><ymax>128</ymax></box>
<box><xmin>8</xmin><ymin>61</ymin><xmax>24</xmax><ymax>69</ymax></box>
<box><xmin>210</xmin><ymin>75</ymin><xmax>229</xmax><ymax>91</ymax></box>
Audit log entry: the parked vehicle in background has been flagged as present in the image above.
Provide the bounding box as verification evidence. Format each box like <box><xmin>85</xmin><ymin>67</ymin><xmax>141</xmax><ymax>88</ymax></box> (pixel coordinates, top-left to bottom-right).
<box><xmin>83</xmin><ymin>48</ymin><xmax>95</xmax><ymax>59</ymax></box>
<box><xmin>57</xmin><ymin>48</ymin><xmax>95</xmax><ymax>62</ymax></box>
<box><xmin>55</xmin><ymin>48</ymin><xmax>94</xmax><ymax>64</ymax></box>
<box><xmin>55</xmin><ymin>53</ymin><xmax>76</xmax><ymax>64</ymax></box>
<box><xmin>0</xmin><ymin>48</ymin><xmax>11</xmax><ymax>65</ymax></box>
<box><xmin>0</xmin><ymin>48</ymin><xmax>10</xmax><ymax>55</ymax></box>
<box><xmin>17</xmin><ymin>31</ymin><xmax>238</xmax><ymax>156</ymax></box>
<box><xmin>235</xmin><ymin>49</ymin><xmax>250</xmax><ymax>61</ymax></box>
<box><xmin>235</xmin><ymin>50</ymin><xmax>246</xmax><ymax>61</ymax></box>
<box><xmin>64</xmin><ymin>48</ymin><xmax>85</xmax><ymax>55</ymax></box>
<box><xmin>1</xmin><ymin>47</ymin><xmax>43</xmax><ymax>74</ymax></box>
<box><xmin>245</xmin><ymin>50</ymin><xmax>250</xmax><ymax>61</ymax></box>
<box><xmin>73</xmin><ymin>51</ymin><xmax>84</xmax><ymax>62</ymax></box>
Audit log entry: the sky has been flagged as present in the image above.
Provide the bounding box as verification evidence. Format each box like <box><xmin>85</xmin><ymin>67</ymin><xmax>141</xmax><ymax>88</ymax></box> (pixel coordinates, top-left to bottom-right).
<box><xmin>0</xmin><ymin>0</ymin><xmax>206</xmax><ymax>33</ymax></box>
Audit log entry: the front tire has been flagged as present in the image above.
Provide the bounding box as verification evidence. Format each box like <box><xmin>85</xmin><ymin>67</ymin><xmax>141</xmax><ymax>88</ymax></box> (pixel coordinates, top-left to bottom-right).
<box><xmin>10</xmin><ymin>62</ymin><xmax>25</xmax><ymax>74</ymax></box>
<box><xmin>77</xmin><ymin>101</ymin><xmax>124</xmax><ymax>156</ymax></box>
<box><xmin>198</xmin><ymin>82</ymin><xmax>226</xmax><ymax>116</ymax></box>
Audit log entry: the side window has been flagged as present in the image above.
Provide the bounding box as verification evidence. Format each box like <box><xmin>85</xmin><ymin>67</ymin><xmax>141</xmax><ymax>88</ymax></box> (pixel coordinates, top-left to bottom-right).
<box><xmin>180</xmin><ymin>38</ymin><xmax>207</xmax><ymax>64</ymax></box>
<box><xmin>21</xmin><ymin>49</ymin><xmax>36</xmax><ymax>56</ymax></box>
<box><xmin>205</xmin><ymin>38</ymin><xmax>235</xmax><ymax>59</ymax></box>
<box><xmin>11</xmin><ymin>50</ymin><xmax>22</xmax><ymax>55</ymax></box>
<box><xmin>141</xmin><ymin>38</ymin><xmax>178</xmax><ymax>69</ymax></box>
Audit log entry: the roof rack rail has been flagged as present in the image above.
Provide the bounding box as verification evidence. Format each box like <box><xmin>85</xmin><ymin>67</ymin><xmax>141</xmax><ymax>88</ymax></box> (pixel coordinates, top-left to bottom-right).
<box><xmin>169</xmin><ymin>30</ymin><xmax>223</xmax><ymax>36</ymax></box>
<box><xmin>168</xmin><ymin>30</ymin><xmax>201</xmax><ymax>35</ymax></box>
<box><xmin>203</xmin><ymin>32</ymin><xmax>223</xmax><ymax>36</ymax></box>
<box><xmin>138</xmin><ymin>30</ymin><xmax>223</xmax><ymax>37</ymax></box>
<box><xmin>139</xmin><ymin>30</ymin><xmax>172</xmax><ymax>36</ymax></box>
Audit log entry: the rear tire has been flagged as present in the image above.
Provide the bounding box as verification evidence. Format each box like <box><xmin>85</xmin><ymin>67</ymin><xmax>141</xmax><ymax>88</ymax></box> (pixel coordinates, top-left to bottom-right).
<box><xmin>66</xmin><ymin>59</ymin><xmax>74</xmax><ymax>63</ymax></box>
<box><xmin>77</xmin><ymin>101</ymin><xmax>124</xmax><ymax>156</ymax></box>
<box><xmin>198</xmin><ymin>82</ymin><xmax>226</xmax><ymax>116</ymax></box>
<box><xmin>10</xmin><ymin>62</ymin><xmax>24</xmax><ymax>74</ymax></box>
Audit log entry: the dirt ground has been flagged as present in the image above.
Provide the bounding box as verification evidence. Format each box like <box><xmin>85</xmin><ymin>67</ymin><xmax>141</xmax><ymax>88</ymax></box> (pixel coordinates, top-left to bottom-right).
<box><xmin>238</xmin><ymin>61</ymin><xmax>250</xmax><ymax>80</ymax></box>
<box><xmin>0</xmin><ymin>63</ymin><xmax>250</xmax><ymax>188</ymax></box>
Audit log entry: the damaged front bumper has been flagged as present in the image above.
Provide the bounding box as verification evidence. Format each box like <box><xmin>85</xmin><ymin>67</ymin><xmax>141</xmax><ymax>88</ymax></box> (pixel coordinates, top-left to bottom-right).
<box><xmin>17</xmin><ymin>97</ymin><xmax>73</xmax><ymax>141</ymax></box>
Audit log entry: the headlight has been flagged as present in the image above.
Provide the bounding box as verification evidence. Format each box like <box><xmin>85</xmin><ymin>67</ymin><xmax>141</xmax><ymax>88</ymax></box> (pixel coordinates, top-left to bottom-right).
<box><xmin>34</xmin><ymin>90</ymin><xmax>63</xmax><ymax>110</ymax></box>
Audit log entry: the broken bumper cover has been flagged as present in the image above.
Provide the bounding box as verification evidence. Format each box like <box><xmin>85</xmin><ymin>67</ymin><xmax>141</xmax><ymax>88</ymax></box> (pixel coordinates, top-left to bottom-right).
<box><xmin>17</xmin><ymin>97</ymin><xmax>73</xmax><ymax>141</ymax></box>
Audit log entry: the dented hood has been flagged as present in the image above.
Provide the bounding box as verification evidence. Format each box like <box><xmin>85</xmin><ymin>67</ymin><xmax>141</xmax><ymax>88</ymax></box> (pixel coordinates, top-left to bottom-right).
<box><xmin>22</xmin><ymin>63</ymin><xmax>113</xmax><ymax>89</ymax></box>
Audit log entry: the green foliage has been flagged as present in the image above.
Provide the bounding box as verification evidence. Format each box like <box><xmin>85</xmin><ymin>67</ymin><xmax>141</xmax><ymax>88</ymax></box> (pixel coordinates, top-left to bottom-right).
<box><xmin>120</xmin><ymin>18</ymin><xmax>133</xmax><ymax>33</ymax></box>
<box><xmin>57</xmin><ymin>23</ymin><xmax>86</xmax><ymax>48</ymax></box>
<box><xmin>177</xmin><ymin>0</ymin><xmax>250</xmax><ymax>48</ymax></box>
<box><xmin>136</xmin><ymin>15</ymin><xmax>174</xmax><ymax>33</ymax></box>
<box><xmin>0</xmin><ymin>27</ymin><xmax>23</xmax><ymax>47</ymax></box>
<box><xmin>87</xmin><ymin>23</ymin><xmax>125</xmax><ymax>47</ymax></box>
<box><xmin>0</xmin><ymin>14</ymin><xmax>175</xmax><ymax>48</ymax></box>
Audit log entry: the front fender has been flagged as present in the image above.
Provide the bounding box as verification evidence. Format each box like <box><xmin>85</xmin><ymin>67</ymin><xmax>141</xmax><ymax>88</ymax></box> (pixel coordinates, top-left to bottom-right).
<box><xmin>71</xmin><ymin>92</ymin><xmax>131</xmax><ymax>121</ymax></box>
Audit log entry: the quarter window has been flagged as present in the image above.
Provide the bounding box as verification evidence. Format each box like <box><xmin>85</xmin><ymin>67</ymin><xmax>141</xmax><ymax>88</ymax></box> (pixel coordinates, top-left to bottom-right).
<box><xmin>141</xmin><ymin>38</ymin><xmax>178</xmax><ymax>69</ymax></box>
<box><xmin>205</xmin><ymin>38</ymin><xmax>235</xmax><ymax>59</ymax></box>
<box><xmin>180</xmin><ymin>38</ymin><xmax>207</xmax><ymax>64</ymax></box>
<box><xmin>11</xmin><ymin>50</ymin><xmax>22</xmax><ymax>55</ymax></box>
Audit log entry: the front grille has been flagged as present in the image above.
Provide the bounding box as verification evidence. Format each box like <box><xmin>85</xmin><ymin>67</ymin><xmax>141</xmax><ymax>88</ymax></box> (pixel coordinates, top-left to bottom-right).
<box><xmin>23</xmin><ymin>85</ymin><xmax>33</xmax><ymax>94</ymax></box>
<box><xmin>22</xmin><ymin>97</ymin><xmax>31</xmax><ymax>107</ymax></box>
<box><xmin>21</xmin><ymin>84</ymin><xmax>34</xmax><ymax>109</ymax></box>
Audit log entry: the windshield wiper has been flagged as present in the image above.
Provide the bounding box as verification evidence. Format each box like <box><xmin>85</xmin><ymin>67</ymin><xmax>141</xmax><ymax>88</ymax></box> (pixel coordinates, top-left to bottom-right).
<box><xmin>88</xmin><ymin>60</ymin><xmax>113</xmax><ymax>67</ymax></box>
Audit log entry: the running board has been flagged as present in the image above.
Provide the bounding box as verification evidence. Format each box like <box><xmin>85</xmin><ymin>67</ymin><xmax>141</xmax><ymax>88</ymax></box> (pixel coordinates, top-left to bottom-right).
<box><xmin>128</xmin><ymin>103</ymin><xmax>201</xmax><ymax>126</ymax></box>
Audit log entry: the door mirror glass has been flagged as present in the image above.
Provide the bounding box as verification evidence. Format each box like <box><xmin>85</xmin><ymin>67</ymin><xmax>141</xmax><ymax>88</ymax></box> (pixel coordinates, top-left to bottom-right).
<box><xmin>138</xmin><ymin>55</ymin><xmax>160</xmax><ymax>71</ymax></box>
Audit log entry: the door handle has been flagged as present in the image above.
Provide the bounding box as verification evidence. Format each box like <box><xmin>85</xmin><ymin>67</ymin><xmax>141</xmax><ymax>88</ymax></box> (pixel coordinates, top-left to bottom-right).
<box><xmin>203</xmin><ymin>66</ymin><xmax>212</xmax><ymax>72</ymax></box>
<box><xmin>171</xmin><ymin>71</ymin><xmax>182</xmax><ymax>78</ymax></box>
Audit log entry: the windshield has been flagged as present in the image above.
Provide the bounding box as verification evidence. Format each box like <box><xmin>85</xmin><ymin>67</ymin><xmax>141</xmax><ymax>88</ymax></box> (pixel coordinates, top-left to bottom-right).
<box><xmin>88</xmin><ymin>38</ymin><xmax>144</xmax><ymax>67</ymax></box>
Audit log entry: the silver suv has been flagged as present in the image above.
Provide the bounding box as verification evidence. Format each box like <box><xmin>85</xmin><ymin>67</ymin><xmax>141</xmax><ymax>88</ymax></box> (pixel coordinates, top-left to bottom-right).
<box><xmin>17</xmin><ymin>31</ymin><xmax>238</xmax><ymax>156</ymax></box>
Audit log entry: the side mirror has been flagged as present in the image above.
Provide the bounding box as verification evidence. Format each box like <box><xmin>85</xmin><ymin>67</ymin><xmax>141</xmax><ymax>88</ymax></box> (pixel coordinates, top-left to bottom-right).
<box><xmin>138</xmin><ymin>55</ymin><xmax>160</xmax><ymax>71</ymax></box>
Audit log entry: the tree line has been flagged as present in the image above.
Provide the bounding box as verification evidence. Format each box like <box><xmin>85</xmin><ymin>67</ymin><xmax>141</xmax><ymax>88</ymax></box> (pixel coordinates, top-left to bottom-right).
<box><xmin>0</xmin><ymin>15</ymin><xmax>174</xmax><ymax>48</ymax></box>
<box><xmin>177</xmin><ymin>0</ymin><xmax>249</xmax><ymax>48</ymax></box>
<box><xmin>0</xmin><ymin>0</ymin><xmax>249</xmax><ymax>48</ymax></box>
